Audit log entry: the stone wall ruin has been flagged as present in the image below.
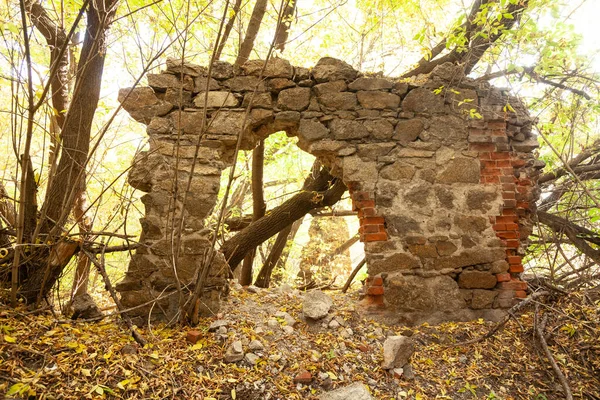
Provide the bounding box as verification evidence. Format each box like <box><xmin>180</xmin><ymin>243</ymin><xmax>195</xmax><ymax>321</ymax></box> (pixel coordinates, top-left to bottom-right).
<box><xmin>117</xmin><ymin>57</ymin><xmax>543</xmax><ymax>323</ymax></box>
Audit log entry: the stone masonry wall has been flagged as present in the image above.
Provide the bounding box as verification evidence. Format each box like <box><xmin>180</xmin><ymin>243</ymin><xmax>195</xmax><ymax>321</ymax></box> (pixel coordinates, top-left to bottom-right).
<box><xmin>117</xmin><ymin>57</ymin><xmax>542</xmax><ymax>322</ymax></box>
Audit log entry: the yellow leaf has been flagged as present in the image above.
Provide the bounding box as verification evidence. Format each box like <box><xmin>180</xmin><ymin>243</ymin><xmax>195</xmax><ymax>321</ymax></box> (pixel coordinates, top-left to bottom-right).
<box><xmin>66</xmin><ymin>341</ymin><xmax>79</xmax><ymax>349</ymax></box>
<box><xmin>117</xmin><ymin>379</ymin><xmax>130</xmax><ymax>390</ymax></box>
<box><xmin>190</xmin><ymin>343</ymin><xmax>203</xmax><ymax>350</ymax></box>
<box><xmin>81</xmin><ymin>369</ymin><xmax>92</xmax><ymax>377</ymax></box>
<box><xmin>4</xmin><ymin>335</ymin><xmax>16</xmax><ymax>343</ymax></box>
<box><xmin>149</xmin><ymin>351</ymin><xmax>159</xmax><ymax>359</ymax></box>
<box><xmin>231</xmin><ymin>389</ymin><xmax>236</xmax><ymax>399</ymax></box>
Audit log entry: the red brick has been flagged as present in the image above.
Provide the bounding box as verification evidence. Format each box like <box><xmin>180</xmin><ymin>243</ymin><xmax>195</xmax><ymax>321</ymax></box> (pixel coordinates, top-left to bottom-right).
<box><xmin>371</xmin><ymin>276</ymin><xmax>383</xmax><ymax>286</ymax></box>
<box><xmin>505</xmin><ymin>223</ymin><xmax>520</xmax><ymax>231</ymax></box>
<box><xmin>502</xmin><ymin>192</ymin><xmax>515</xmax><ymax>200</ymax></box>
<box><xmin>509</xmin><ymin>263</ymin><xmax>524</xmax><ymax>273</ymax></box>
<box><xmin>481</xmin><ymin>160</ymin><xmax>497</xmax><ymax>168</ymax></box>
<box><xmin>505</xmin><ymin>240</ymin><xmax>520</xmax><ymax>248</ymax></box>
<box><xmin>358</xmin><ymin>207</ymin><xmax>377</xmax><ymax>218</ymax></box>
<box><xmin>502</xmin><ymin>208</ymin><xmax>517</xmax><ymax>216</ymax></box>
<box><xmin>354</xmin><ymin>199</ymin><xmax>375</xmax><ymax>209</ymax></box>
<box><xmin>481</xmin><ymin>168</ymin><xmax>501</xmax><ymax>176</ymax></box>
<box><xmin>357</xmin><ymin>343</ymin><xmax>370</xmax><ymax>352</ymax></box>
<box><xmin>360</xmin><ymin>224</ymin><xmax>383</xmax><ymax>234</ymax></box>
<box><xmin>483</xmin><ymin>176</ymin><xmax>500</xmax><ymax>183</ymax></box>
<box><xmin>503</xmin><ymin>200</ymin><xmax>517</xmax><ymax>208</ymax></box>
<box><xmin>366</xmin><ymin>286</ymin><xmax>384</xmax><ymax>296</ymax></box>
<box><xmin>487</xmin><ymin>121</ymin><xmax>506</xmax><ymax>130</ymax></box>
<box><xmin>360</xmin><ymin>295</ymin><xmax>385</xmax><ymax>307</ymax></box>
<box><xmin>496</xmin><ymin>216</ymin><xmax>517</xmax><ymax>224</ymax></box>
<box><xmin>186</xmin><ymin>330</ymin><xmax>202</xmax><ymax>344</ymax></box>
<box><xmin>352</xmin><ymin>191</ymin><xmax>371</xmax><ymax>201</ymax></box>
<box><xmin>496</xmin><ymin>273</ymin><xmax>511</xmax><ymax>282</ymax></box>
<box><xmin>505</xmin><ymin>249</ymin><xmax>517</xmax><ymax>257</ymax></box>
<box><xmin>346</xmin><ymin>181</ymin><xmax>361</xmax><ymax>191</ymax></box>
<box><xmin>293</xmin><ymin>371</ymin><xmax>312</xmax><ymax>384</ymax></box>
<box><xmin>360</xmin><ymin>216</ymin><xmax>385</xmax><ymax>225</ymax></box>
<box><xmin>478</xmin><ymin>152</ymin><xmax>492</xmax><ymax>160</ymax></box>
<box><xmin>490</xmin><ymin>129</ymin><xmax>506</xmax><ymax>137</ymax></box>
<box><xmin>516</xmin><ymin>201</ymin><xmax>530</xmax><ymax>209</ymax></box>
<box><xmin>500</xmin><ymin>175</ymin><xmax>516</xmax><ymax>183</ymax></box>
<box><xmin>496</xmin><ymin>160</ymin><xmax>511</xmax><ymax>168</ymax></box>
<box><xmin>518</xmin><ymin>178</ymin><xmax>532</xmax><ymax>186</ymax></box>
<box><xmin>507</xmin><ymin>256</ymin><xmax>522</xmax><ymax>264</ymax></box>
<box><xmin>361</xmin><ymin>232</ymin><xmax>388</xmax><ymax>242</ymax></box>
<box><xmin>515</xmin><ymin>290</ymin><xmax>527</xmax><ymax>298</ymax></box>
<box><xmin>493</xmin><ymin>223</ymin><xmax>507</xmax><ymax>231</ymax></box>
<box><xmin>502</xmin><ymin>183</ymin><xmax>516</xmax><ymax>191</ymax></box>
<box><xmin>497</xmin><ymin>230</ymin><xmax>519</xmax><ymax>239</ymax></box>
<box><xmin>491</xmin><ymin>152</ymin><xmax>510</xmax><ymax>160</ymax></box>
<box><xmin>469</xmin><ymin>128</ymin><xmax>487</xmax><ymax>135</ymax></box>
<box><xmin>512</xmin><ymin>159</ymin><xmax>527</xmax><ymax>167</ymax></box>
<box><xmin>470</xmin><ymin>143</ymin><xmax>496</xmax><ymax>152</ymax></box>
<box><xmin>498</xmin><ymin>280</ymin><xmax>528</xmax><ymax>291</ymax></box>
<box><xmin>500</xmin><ymin>168</ymin><xmax>514</xmax><ymax>176</ymax></box>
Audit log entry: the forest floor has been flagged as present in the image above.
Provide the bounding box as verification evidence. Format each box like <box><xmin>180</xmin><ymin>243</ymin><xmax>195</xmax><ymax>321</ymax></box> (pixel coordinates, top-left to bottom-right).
<box><xmin>0</xmin><ymin>284</ymin><xmax>598</xmax><ymax>400</ymax></box>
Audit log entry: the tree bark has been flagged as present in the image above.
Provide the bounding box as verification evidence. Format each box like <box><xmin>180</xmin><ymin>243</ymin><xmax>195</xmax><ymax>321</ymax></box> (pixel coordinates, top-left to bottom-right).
<box><xmin>401</xmin><ymin>0</ymin><xmax>529</xmax><ymax>78</ymax></box>
<box><xmin>221</xmin><ymin>164</ymin><xmax>347</xmax><ymax>270</ymax></box>
<box><xmin>240</xmin><ymin>140</ymin><xmax>266</xmax><ymax>285</ymax></box>
<box><xmin>273</xmin><ymin>0</ymin><xmax>296</xmax><ymax>52</ymax></box>
<box><xmin>18</xmin><ymin>0</ymin><xmax>119</xmax><ymax>303</ymax></box>
<box><xmin>234</xmin><ymin>0</ymin><xmax>268</xmax><ymax>68</ymax></box>
<box><xmin>214</xmin><ymin>0</ymin><xmax>242</xmax><ymax>60</ymax></box>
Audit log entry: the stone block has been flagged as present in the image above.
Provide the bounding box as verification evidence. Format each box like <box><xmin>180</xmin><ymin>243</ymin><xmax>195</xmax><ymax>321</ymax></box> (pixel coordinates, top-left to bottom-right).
<box><xmin>458</xmin><ymin>270</ymin><xmax>498</xmax><ymax>289</ymax></box>
<box><xmin>193</xmin><ymin>91</ymin><xmax>239</xmax><ymax>108</ymax></box>
<box><xmin>241</xmin><ymin>58</ymin><xmax>294</xmax><ymax>78</ymax></box>
<box><xmin>318</xmin><ymin>92</ymin><xmax>357</xmax><ymax>110</ymax></box>
<box><xmin>348</xmin><ymin>77</ymin><xmax>393</xmax><ymax>91</ymax></box>
<box><xmin>277</xmin><ymin>87</ymin><xmax>311</xmax><ymax>111</ymax></box>
<box><xmin>471</xmin><ymin>289</ymin><xmax>498</xmax><ymax>309</ymax></box>
<box><xmin>313</xmin><ymin>80</ymin><xmax>347</xmax><ymax>96</ymax></box>
<box><xmin>436</xmin><ymin>157</ymin><xmax>480</xmax><ymax>184</ymax></box>
<box><xmin>401</xmin><ymin>87</ymin><xmax>444</xmax><ymax>114</ymax></box>
<box><xmin>364</xmin><ymin>119</ymin><xmax>394</xmax><ymax>139</ymax></box>
<box><xmin>312</xmin><ymin>57</ymin><xmax>358</xmax><ymax>82</ymax></box>
<box><xmin>331</xmin><ymin>119</ymin><xmax>369</xmax><ymax>140</ymax></box>
<box><xmin>380</xmin><ymin>162</ymin><xmax>415</xmax><ymax>181</ymax></box>
<box><xmin>393</xmin><ymin>119</ymin><xmax>424</xmax><ymax>144</ymax></box>
<box><xmin>223</xmin><ymin>76</ymin><xmax>266</xmax><ymax>92</ymax></box>
<box><xmin>357</xmin><ymin>91</ymin><xmax>400</xmax><ymax>109</ymax></box>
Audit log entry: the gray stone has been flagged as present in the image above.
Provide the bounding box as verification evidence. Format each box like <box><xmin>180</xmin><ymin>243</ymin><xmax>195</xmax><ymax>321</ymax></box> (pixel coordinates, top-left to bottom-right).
<box><xmin>298</xmin><ymin>119</ymin><xmax>329</xmax><ymax>142</ymax></box>
<box><xmin>385</xmin><ymin>274</ymin><xmax>466</xmax><ymax>311</ymax></box>
<box><xmin>454</xmin><ymin>214</ymin><xmax>488</xmax><ymax>233</ymax></box>
<box><xmin>166</xmin><ymin>58</ymin><xmax>207</xmax><ymax>76</ymax></box>
<box><xmin>224</xmin><ymin>341</ymin><xmax>244</xmax><ymax>363</ymax></box>
<box><xmin>211</xmin><ymin>61</ymin><xmax>234</xmax><ymax>79</ymax></box>
<box><xmin>434</xmin><ymin>249</ymin><xmax>506</xmax><ymax>270</ymax></box>
<box><xmin>193</xmin><ymin>91</ymin><xmax>239</xmax><ymax>108</ymax></box>
<box><xmin>364</xmin><ymin>119</ymin><xmax>393</xmax><ymax>139</ymax></box>
<box><xmin>312</xmin><ymin>57</ymin><xmax>358</xmax><ymax>83</ymax></box>
<box><xmin>278</xmin><ymin>87</ymin><xmax>311</xmax><ymax>111</ymax></box>
<box><xmin>381</xmin><ymin>336</ymin><xmax>415</xmax><ymax>369</ymax></box>
<box><xmin>430</xmin><ymin>62</ymin><xmax>465</xmax><ymax>81</ymax></box>
<box><xmin>118</xmin><ymin>87</ymin><xmax>173</xmax><ymax>124</ymax></box>
<box><xmin>303</xmin><ymin>290</ymin><xmax>333</xmax><ymax>320</ymax></box>
<box><xmin>223</xmin><ymin>76</ymin><xmax>266</xmax><ymax>92</ymax></box>
<box><xmin>248</xmin><ymin>340</ymin><xmax>264</xmax><ymax>351</ymax></box>
<box><xmin>244</xmin><ymin>352</ymin><xmax>259</xmax><ymax>365</ymax></box>
<box><xmin>318</xmin><ymin>92</ymin><xmax>357</xmax><ymax>110</ymax></box>
<box><xmin>393</xmin><ymin>82</ymin><xmax>409</xmax><ymax>97</ymax></box>
<box><xmin>402</xmin><ymin>87</ymin><xmax>445</xmax><ymax>113</ymax></box>
<box><xmin>356</xmin><ymin>143</ymin><xmax>395</xmax><ymax>159</ymax></box>
<box><xmin>348</xmin><ymin>77</ymin><xmax>393</xmax><ymax>91</ymax></box>
<box><xmin>275</xmin><ymin>311</ymin><xmax>297</xmax><ymax>327</ymax></box>
<box><xmin>242</xmin><ymin>92</ymin><xmax>272</xmax><ymax>108</ymax></box>
<box><xmin>402</xmin><ymin>363</ymin><xmax>415</xmax><ymax>380</ymax></box>
<box><xmin>330</xmin><ymin>119</ymin><xmax>369</xmax><ymax>140</ymax></box>
<box><xmin>489</xmin><ymin>260</ymin><xmax>509</xmax><ymax>274</ymax></box>
<box><xmin>466</xmin><ymin>188</ymin><xmax>499</xmax><ymax>212</ymax></box>
<box><xmin>241</xmin><ymin>58</ymin><xmax>293</xmax><ymax>78</ymax></box>
<box><xmin>208</xmin><ymin>319</ymin><xmax>229</xmax><ymax>331</ymax></box>
<box><xmin>458</xmin><ymin>271</ymin><xmax>497</xmax><ymax>289</ymax></box>
<box><xmin>318</xmin><ymin>383</ymin><xmax>372</xmax><ymax>400</ymax></box>
<box><xmin>471</xmin><ymin>289</ymin><xmax>498</xmax><ymax>309</ymax></box>
<box><xmin>394</xmin><ymin>148</ymin><xmax>435</xmax><ymax>158</ymax></box>
<box><xmin>393</xmin><ymin>119</ymin><xmax>424</xmax><ymax>145</ymax></box>
<box><xmin>307</xmin><ymin>140</ymin><xmax>354</xmax><ymax>156</ymax></box>
<box><xmin>369</xmin><ymin>252</ymin><xmax>420</xmax><ymax>275</ymax></box>
<box><xmin>436</xmin><ymin>157</ymin><xmax>480</xmax><ymax>184</ymax></box>
<box><xmin>163</xmin><ymin>87</ymin><xmax>192</xmax><ymax>108</ymax></box>
<box><xmin>148</xmin><ymin>73</ymin><xmax>193</xmax><ymax>92</ymax></box>
<box><xmin>342</xmin><ymin>156</ymin><xmax>378</xmax><ymax>190</ymax></box>
<box><xmin>282</xmin><ymin>325</ymin><xmax>294</xmax><ymax>335</ymax></box>
<box><xmin>357</xmin><ymin>91</ymin><xmax>400</xmax><ymax>109</ymax></box>
<box><xmin>193</xmin><ymin>76</ymin><xmax>221</xmax><ymax>92</ymax></box>
<box><xmin>313</xmin><ymin>80</ymin><xmax>347</xmax><ymax>96</ymax></box>
<box><xmin>268</xmin><ymin>78</ymin><xmax>296</xmax><ymax>91</ymax></box>
<box><xmin>512</xmin><ymin>138</ymin><xmax>539</xmax><ymax>152</ymax></box>
<box><xmin>273</xmin><ymin>111</ymin><xmax>301</xmax><ymax>131</ymax></box>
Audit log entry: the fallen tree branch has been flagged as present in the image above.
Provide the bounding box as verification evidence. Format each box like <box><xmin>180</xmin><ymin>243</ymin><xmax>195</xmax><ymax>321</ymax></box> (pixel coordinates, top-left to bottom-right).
<box><xmin>456</xmin><ymin>291</ymin><xmax>550</xmax><ymax>346</ymax></box>
<box><xmin>83</xmin><ymin>249</ymin><xmax>147</xmax><ymax>346</ymax></box>
<box><xmin>535</xmin><ymin>313</ymin><xmax>573</xmax><ymax>400</ymax></box>
<box><xmin>342</xmin><ymin>257</ymin><xmax>366</xmax><ymax>293</ymax></box>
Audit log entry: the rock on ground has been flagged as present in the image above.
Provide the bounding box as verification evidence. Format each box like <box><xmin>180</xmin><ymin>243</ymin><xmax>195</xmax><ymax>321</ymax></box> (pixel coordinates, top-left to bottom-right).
<box><xmin>303</xmin><ymin>290</ymin><xmax>333</xmax><ymax>320</ymax></box>
<box><xmin>318</xmin><ymin>383</ymin><xmax>373</xmax><ymax>400</ymax></box>
<box><xmin>381</xmin><ymin>335</ymin><xmax>415</xmax><ymax>370</ymax></box>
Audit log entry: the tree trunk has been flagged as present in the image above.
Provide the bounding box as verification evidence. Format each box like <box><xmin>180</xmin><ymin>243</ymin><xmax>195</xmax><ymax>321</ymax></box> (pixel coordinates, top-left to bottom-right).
<box><xmin>214</xmin><ymin>0</ymin><xmax>242</xmax><ymax>60</ymax></box>
<box><xmin>254</xmin><ymin>219</ymin><xmax>301</xmax><ymax>288</ymax></box>
<box><xmin>221</xmin><ymin>163</ymin><xmax>347</xmax><ymax>270</ymax></box>
<box><xmin>273</xmin><ymin>0</ymin><xmax>296</xmax><ymax>52</ymax></box>
<box><xmin>70</xmin><ymin>186</ymin><xmax>93</xmax><ymax>300</ymax></box>
<box><xmin>18</xmin><ymin>0</ymin><xmax>119</xmax><ymax>303</ymax></box>
<box><xmin>240</xmin><ymin>140</ymin><xmax>266</xmax><ymax>285</ymax></box>
<box><xmin>234</xmin><ymin>0</ymin><xmax>268</xmax><ymax>68</ymax></box>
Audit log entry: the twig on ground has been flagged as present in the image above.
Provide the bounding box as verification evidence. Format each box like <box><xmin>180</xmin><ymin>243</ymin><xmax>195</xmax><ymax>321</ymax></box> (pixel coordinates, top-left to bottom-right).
<box><xmin>535</xmin><ymin>312</ymin><xmax>574</xmax><ymax>400</ymax></box>
<box><xmin>342</xmin><ymin>258</ymin><xmax>366</xmax><ymax>293</ymax></box>
<box><xmin>82</xmin><ymin>249</ymin><xmax>147</xmax><ymax>346</ymax></box>
<box><xmin>456</xmin><ymin>291</ymin><xmax>550</xmax><ymax>346</ymax></box>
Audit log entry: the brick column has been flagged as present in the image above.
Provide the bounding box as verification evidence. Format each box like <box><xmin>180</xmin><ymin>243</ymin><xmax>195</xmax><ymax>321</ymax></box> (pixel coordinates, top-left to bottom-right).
<box><xmin>469</xmin><ymin>120</ymin><xmax>530</xmax><ymax>306</ymax></box>
<box><xmin>347</xmin><ymin>181</ymin><xmax>388</xmax><ymax>307</ymax></box>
